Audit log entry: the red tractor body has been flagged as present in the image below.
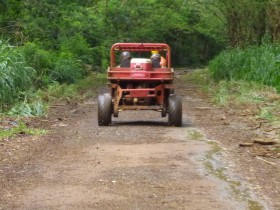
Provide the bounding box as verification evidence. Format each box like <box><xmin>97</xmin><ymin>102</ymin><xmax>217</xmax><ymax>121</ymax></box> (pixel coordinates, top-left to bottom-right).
<box><xmin>98</xmin><ymin>43</ymin><xmax>182</xmax><ymax>126</ymax></box>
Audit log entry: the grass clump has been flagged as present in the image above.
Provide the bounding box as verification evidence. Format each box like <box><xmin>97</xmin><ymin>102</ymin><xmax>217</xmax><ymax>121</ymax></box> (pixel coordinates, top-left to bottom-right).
<box><xmin>3</xmin><ymin>72</ymin><xmax>106</xmax><ymax>117</ymax></box>
<box><xmin>182</xmin><ymin>68</ymin><xmax>280</xmax><ymax>125</ymax></box>
<box><xmin>181</xmin><ymin>69</ymin><xmax>215</xmax><ymax>92</ymax></box>
<box><xmin>0</xmin><ymin>121</ymin><xmax>47</xmax><ymax>139</ymax></box>
<box><xmin>213</xmin><ymin>80</ymin><xmax>279</xmax><ymax>106</ymax></box>
<box><xmin>207</xmin><ymin>41</ymin><xmax>280</xmax><ymax>124</ymax></box>
<box><xmin>209</xmin><ymin>42</ymin><xmax>280</xmax><ymax>91</ymax></box>
<box><xmin>214</xmin><ymin>80</ymin><xmax>280</xmax><ymax>122</ymax></box>
<box><xmin>8</xmin><ymin>100</ymin><xmax>45</xmax><ymax>117</ymax></box>
<box><xmin>0</xmin><ymin>40</ymin><xmax>35</xmax><ymax>110</ymax></box>
<box><xmin>38</xmin><ymin>72</ymin><xmax>107</xmax><ymax>103</ymax></box>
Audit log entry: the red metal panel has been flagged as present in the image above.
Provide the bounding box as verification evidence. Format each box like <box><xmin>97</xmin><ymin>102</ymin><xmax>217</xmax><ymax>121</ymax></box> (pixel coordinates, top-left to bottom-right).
<box><xmin>123</xmin><ymin>88</ymin><xmax>156</xmax><ymax>98</ymax></box>
<box><xmin>108</xmin><ymin>77</ymin><xmax>173</xmax><ymax>81</ymax></box>
<box><xmin>108</xmin><ymin>67</ymin><xmax>174</xmax><ymax>81</ymax></box>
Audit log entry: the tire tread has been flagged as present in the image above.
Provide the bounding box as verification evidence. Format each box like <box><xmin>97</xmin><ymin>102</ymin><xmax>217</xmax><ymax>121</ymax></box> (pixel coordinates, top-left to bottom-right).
<box><xmin>98</xmin><ymin>93</ymin><xmax>112</xmax><ymax>126</ymax></box>
<box><xmin>168</xmin><ymin>94</ymin><xmax>182</xmax><ymax>127</ymax></box>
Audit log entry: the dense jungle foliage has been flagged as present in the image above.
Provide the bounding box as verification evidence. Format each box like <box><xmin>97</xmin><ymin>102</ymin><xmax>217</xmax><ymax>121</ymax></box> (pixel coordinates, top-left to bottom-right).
<box><xmin>0</xmin><ymin>0</ymin><xmax>280</xmax><ymax>114</ymax></box>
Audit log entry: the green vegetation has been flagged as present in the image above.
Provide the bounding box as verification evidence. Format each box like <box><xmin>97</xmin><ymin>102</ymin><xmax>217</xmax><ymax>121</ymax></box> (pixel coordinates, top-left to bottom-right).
<box><xmin>188</xmin><ymin>129</ymin><xmax>205</xmax><ymax>141</ymax></box>
<box><xmin>0</xmin><ymin>40</ymin><xmax>35</xmax><ymax>110</ymax></box>
<box><xmin>209</xmin><ymin>42</ymin><xmax>280</xmax><ymax>91</ymax></box>
<box><xmin>0</xmin><ymin>121</ymin><xmax>47</xmax><ymax>139</ymax></box>
<box><xmin>6</xmin><ymin>73</ymin><xmax>106</xmax><ymax>117</ymax></box>
<box><xmin>188</xmin><ymin>130</ymin><xmax>264</xmax><ymax>210</ymax></box>
<box><xmin>0</xmin><ymin>0</ymin><xmax>279</xmax><ymax>117</ymax></box>
<box><xmin>213</xmin><ymin>80</ymin><xmax>279</xmax><ymax>105</ymax></box>
<box><xmin>40</xmin><ymin>72</ymin><xmax>107</xmax><ymax>103</ymax></box>
<box><xmin>182</xmin><ymin>69</ymin><xmax>280</xmax><ymax>125</ymax></box>
<box><xmin>0</xmin><ymin>42</ymin><xmax>100</xmax><ymax>114</ymax></box>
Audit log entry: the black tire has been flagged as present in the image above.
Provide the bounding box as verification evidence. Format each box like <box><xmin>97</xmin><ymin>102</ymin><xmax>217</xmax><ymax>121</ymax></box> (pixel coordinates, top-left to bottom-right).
<box><xmin>168</xmin><ymin>94</ymin><xmax>182</xmax><ymax>127</ymax></box>
<box><xmin>161</xmin><ymin>101</ymin><xmax>167</xmax><ymax>117</ymax></box>
<box><xmin>98</xmin><ymin>93</ymin><xmax>112</xmax><ymax>126</ymax></box>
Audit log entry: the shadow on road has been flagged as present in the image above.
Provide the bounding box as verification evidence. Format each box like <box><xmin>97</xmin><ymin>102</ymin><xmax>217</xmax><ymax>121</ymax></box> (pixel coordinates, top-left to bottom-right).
<box><xmin>111</xmin><ymin>120</ymin><xmax>192</xmax><ymax>127</ymax></box>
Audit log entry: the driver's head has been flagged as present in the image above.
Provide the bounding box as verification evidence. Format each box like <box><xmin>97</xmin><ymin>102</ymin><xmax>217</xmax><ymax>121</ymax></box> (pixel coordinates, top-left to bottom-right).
<box><xmin>121</xmin><ymin>51</ymin><xmax>131</xmax><ymax>59</ymax></box>
<box><xmin>151</xmin><ymin>53</ymin><xmax>161</xmax><ymax>60</ymax></box>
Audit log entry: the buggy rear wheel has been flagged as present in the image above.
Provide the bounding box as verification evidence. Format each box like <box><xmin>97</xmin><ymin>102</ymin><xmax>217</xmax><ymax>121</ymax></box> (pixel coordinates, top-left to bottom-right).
<box><xmin>98</xmin><ymin>93</ymin><xmax>112</xmax><ymax>126</ymax></box>
<box><xmin>168</xmin><ymin>94</ymin><xmax>182</xmax><ymax>127</ymax></box>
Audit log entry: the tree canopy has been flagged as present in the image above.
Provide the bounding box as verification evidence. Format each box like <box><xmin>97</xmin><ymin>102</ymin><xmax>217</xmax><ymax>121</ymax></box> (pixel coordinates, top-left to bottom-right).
<box><xmin>1</xmin><ymin>0</ymin><xmax>279</xmax><ymax>67</ymax></box>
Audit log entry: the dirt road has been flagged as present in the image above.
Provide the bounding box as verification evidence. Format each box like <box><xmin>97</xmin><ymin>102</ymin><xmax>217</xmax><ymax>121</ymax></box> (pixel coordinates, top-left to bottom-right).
<box><xmin>0</xmin><ymin>72</ymin><xmax>279</xmax><ymax>209</ymax></box>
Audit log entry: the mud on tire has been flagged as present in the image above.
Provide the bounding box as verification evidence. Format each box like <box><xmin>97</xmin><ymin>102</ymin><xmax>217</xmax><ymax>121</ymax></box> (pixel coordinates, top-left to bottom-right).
<box><xmin>168</xmin><ymin>94</ymin><xmax>182</xmax><ymax>127</ymax></box>
<box><xmin>98</xmin><ymin>93</ymin><xmax>112</xmax><ymax>126</ymax></box>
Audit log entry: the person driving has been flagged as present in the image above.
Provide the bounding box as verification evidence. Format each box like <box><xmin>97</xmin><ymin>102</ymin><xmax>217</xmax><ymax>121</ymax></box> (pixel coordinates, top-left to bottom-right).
<box><xmin>120</xmin><ymin>51</ymin><xmax>131</xmax><ymax>67</ymax></box>
<box><xmin>151</xmin><ymin>50</ymin><xmax>166</xmax><ymax>67</ymax></box>
<box><xmin>151</xmin><ymin>53</ymin><xmax>161</xmax><ymax>68</ymax></box>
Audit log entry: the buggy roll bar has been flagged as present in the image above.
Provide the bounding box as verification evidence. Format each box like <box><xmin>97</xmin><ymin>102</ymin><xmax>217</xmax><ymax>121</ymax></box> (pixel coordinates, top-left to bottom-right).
<box><xmin>110</xmin><ymin>43</ymin><xmax>171</xmax><ymax>68</ymax></box>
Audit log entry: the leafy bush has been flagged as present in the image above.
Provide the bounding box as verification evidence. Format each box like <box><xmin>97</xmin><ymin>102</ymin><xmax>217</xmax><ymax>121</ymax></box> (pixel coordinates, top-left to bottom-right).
<box><xmin>51</xmin><ymin>52</ymin><xmax>84</xmax><ymax>84</ymax></box>
<box><xmin>39</xmin><ymin>73</ymin><xmax>107</xmax><ymax>102</ymax></box>
<box><xmin>19</xmin><ymin>42</ymin><xmax>55</xmax><ymax>87</ymax></box>
<box><xmin>44</xmin><ymin>82</ymin><xmax>77</xmax><ymax>101</ymax></box>
<box><xmin>59</xmin><ymin>33</ymin><xmax>93</xmax><ymax>64</ymax></box>
<box><xmin>0</xmin><ymin>40</ymin><xmax>35</xmax><ymax>110</ymax></box>
<box><xmin>19</xmin><ymin>42</ymin><xmax>54</xmax><ymax>72</ymax></box>
<box><xmin>20</xmin><ymin>41</ymin><xmax>89</xmax><ymax>86</ymax></box>
<box><xmin>209</xmin><ymin>43</ymin><xmax>280</xmax><ymax>91</ymax></box>
<box><xmin>7</xmin><ymin>90</ymin><xmax>46</xmax><ymax>117</ymax></box>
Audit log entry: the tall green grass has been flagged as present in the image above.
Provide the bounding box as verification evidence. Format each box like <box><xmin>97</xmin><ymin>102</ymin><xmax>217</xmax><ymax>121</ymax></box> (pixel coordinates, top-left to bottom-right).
<box><xmin>0</xmin><ymin>39</ymin><xmax>106</xmax><ymax>116</ymax></box>
<box><xmin>209</xmin><ymin>42</ymin><xmax>280</xmax><ymax>91</ymax></box>
<box><xmin>182</xmin><ymin>69</ymin><xmax>280</xmax><ymax>125</ymax></box>
<box><xmin>0</xmin><ymin>40</ymin><xmax>35</xmax><ymax>110</ymax></box>
<box><xmin>213</xmin><ymin>80</ymin><xmax>279</xmax><ymax>106</ymax></box>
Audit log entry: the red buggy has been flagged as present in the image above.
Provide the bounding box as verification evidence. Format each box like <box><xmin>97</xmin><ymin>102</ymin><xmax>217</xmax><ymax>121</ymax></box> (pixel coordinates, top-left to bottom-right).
<box><xmin>98</xmin><ymin>43</ymin><xmax>182</xmax><ymax>126</ymax></box>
